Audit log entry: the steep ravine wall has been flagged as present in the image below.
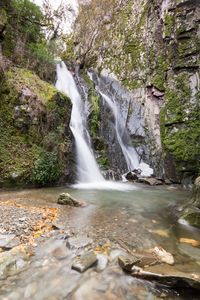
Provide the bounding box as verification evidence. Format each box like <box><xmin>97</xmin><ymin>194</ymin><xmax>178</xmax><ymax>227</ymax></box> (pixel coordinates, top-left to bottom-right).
<box><xmin>72</xmin><ymin>0</ymin><xmax>200</xmax><ymax>183</ymax></box>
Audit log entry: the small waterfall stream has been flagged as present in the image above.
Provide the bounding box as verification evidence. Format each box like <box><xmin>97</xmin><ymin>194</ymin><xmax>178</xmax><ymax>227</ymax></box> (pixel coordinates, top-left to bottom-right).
<box><xmin>98</xmin><ymin>91</ymin><xmax>153</xmax><ymax>177</ymax></box>
<box><xmin>55</xmin><ymin>62</ymin><xmax>104</xmax><ymax>183</ymax></box>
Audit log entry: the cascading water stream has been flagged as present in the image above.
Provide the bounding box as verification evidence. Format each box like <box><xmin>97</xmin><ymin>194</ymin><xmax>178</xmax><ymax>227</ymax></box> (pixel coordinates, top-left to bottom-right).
<box><xmin>55</xmin><ymin>62</ymin><xmax>104</xmax><ymax>183</ymax></box>
<box><xmin>99</xmin><ymin>91</ymin><xmax>153</xmax><ymax>177</ymax></box>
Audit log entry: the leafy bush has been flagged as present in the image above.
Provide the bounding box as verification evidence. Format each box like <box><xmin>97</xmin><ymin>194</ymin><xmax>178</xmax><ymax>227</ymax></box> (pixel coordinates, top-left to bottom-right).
<box><xmin>31</xmin><ymin>151</ymin><xmax>61</xmax><ymax>186</ymax></box>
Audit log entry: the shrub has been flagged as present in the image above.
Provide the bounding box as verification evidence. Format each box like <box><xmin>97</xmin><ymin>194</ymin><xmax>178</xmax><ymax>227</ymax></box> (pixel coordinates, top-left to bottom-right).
<box><xmin>31</xmin><ymin>151</ymin><xmax>61</xmax><ymax>186</ymax></box>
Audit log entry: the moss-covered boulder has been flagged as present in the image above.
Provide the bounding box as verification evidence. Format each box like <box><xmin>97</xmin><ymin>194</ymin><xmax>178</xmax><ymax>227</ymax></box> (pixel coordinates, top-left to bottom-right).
<box><xmin>180</xmin><ymin>177</ymin><xmax>200</xmax><ymax>228</ymax></box>
<box><xmin>0</xmin><ymin>8</ymin><xmax>7</xmax><ymax>33</ymax></box>
<box><xmin>0</xmin><ymin>66</ymin><xmax>73</xmax><ymax>187</ymax></box>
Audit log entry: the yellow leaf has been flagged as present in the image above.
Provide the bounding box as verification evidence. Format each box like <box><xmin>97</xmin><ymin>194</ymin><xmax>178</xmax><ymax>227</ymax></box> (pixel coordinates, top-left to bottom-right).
<box><xmin>179</xmin><ymin>238</ymin><xmax>200</xmax><ymax>247</ymax></box>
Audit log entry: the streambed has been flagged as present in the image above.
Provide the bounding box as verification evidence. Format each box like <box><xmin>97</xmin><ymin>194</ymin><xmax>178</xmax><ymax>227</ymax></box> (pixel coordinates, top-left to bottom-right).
<box><xmin>0</xmin><ymin>184</ymin><xmax>200</xmax><ymax>299</ymax></box>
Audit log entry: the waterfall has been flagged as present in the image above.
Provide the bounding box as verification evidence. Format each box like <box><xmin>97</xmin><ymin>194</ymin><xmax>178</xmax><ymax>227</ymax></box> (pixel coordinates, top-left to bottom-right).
<box><xmin>99</xmin><ymin>91</ymin><xmax>153</xmax><ymax>177</ymax></box>
<box><xmin>55</xmin><ymin>62</ymin><xmax>104</xmax><ymax>183</ymax></box>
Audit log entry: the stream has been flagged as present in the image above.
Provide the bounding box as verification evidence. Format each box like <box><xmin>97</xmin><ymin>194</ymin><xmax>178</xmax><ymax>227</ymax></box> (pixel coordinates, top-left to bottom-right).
<box><xmin>0</xmin><ymin>184</ymin><xmax>200</xmax><ymax>299</ymax></box>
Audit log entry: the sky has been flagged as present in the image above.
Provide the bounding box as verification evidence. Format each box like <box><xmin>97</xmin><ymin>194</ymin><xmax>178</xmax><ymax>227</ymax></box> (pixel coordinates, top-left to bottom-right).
<box><xmin>32</xmin><ymin>0</ymin><xmax>78</xmax><ymax>11</ymax></box>
<box><xmin>32</xmin><ymin>0</ymin><xmax>79</xmax><ymax>33</ymax></box>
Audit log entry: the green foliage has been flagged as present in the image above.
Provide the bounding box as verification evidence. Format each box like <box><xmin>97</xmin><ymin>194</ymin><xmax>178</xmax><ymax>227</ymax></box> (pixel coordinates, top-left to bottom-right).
<box><xmin>80</xmin><ymin>70</ymin><xmax>101</xmax><ymax>139</ymax></box>
<box><xmin>2</xmin><ymin>0</ymin><xmax>56</xmax><ymax>79</ymax></box>
<box><xmin>0</xmin><ymin>8</ymin><xmax>7</xmax><ymax>28</ymax></box>
<box><xmin>28</xmin><ymin>43</ymin><xmax>54</xmax><ymax>64</ymax></box>
<box><xmin>31</xmin><ymin>151</ymin><xmax>61</xmax><ymax>185</ymax></box>
<box><xmin>12</xmin><ymin>0</ymin><xmax>43</xmax><ymax>41</ymax></box>
<box><xmin>164</xmin><ymin>13</ymin><xmax>173</xmax><ymax>37</ymax></box>
<box><xmin>61</xmin><ymin>36</ymin><xmax>76</xmax><ymax>62</ymax></box>
<box><xmin>152</xmin><ymin>55</ymin><xmax>168</xmax><ymax>91</ymax></box>
<box><xmin>161</xmin><ymin>73</ymin><xmax>200</xmax><ymax>175</ymax></box>
<box><xmin>98</xmin><ymin>154</ymin><xmax>109</xmax><ymax>169</ymax></box>
<box><xmin>0</xmin><ymin>67</ymin><xmax>72</xmax><ymax>187</ymax></box>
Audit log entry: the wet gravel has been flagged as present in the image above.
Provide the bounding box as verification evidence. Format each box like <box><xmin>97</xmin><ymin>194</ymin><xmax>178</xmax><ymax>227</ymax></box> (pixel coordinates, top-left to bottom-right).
<box><xmin>0</xmin><ymin>201</ymin><xmax>44</xmax><ymax>243</ymax></box>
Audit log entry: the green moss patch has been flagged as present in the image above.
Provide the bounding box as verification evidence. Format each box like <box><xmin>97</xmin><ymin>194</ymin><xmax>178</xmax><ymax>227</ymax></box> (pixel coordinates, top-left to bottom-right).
<box><xmin>0</xmin><ymin>67</ymin><xmax>72</xmax><ymax>187</ymax></box>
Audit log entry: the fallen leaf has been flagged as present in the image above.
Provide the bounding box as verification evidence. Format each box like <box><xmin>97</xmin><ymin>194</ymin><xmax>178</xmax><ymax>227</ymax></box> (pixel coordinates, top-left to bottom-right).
<box><xmin>179</xmin><ymin>238</ymin><xmax>200</xmax><ymax>247</ymax></box>
<box><xmin>149</xmin><ymin>229</ymin><xmax>169</xmax><ymax>238</ymax></box>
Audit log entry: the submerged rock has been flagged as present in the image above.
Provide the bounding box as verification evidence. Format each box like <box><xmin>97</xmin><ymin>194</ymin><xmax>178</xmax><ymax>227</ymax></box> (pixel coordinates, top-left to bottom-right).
<box><xmin>72</xmin><ymin>251</ymin><xmax>97</xmax><ymax>273</ymax></box>
<box><xmin>0</xmin><ymin>234</ymin><xmax>20</xmax><ymax>250</ymax></box>
<box><xmin>57</xmin><ymin>193</ymin><xmax>85</xmax><ymax>207</ymax></box>
<box><xmin>96</xmin><ymin>254</ymin><xmax>108</xmax><ymax>272</ymax></box>
<box><xmin>66</xmin><ymin>236</ymin><xmax>93</xmax><ymax>250</ymax></box>
<box><xmin>0</xmin><ymin>246</ymin><xmax>28</xmax><ymax>279</ymax></box>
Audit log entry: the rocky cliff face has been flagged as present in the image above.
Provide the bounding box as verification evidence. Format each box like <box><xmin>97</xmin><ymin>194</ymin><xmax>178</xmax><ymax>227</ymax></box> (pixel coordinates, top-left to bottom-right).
<box><xmin>72</xmin><ymin>0</ymin><xmax>200</xmax><ymax>183</ymax></box>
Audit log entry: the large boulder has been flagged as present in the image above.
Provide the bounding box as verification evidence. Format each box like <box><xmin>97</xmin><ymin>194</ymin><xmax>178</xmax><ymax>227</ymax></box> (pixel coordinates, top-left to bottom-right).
<box><xmin>57</xmin><ymin>193</ymin><xmax>85</xmax><ymax>207</ymax></box>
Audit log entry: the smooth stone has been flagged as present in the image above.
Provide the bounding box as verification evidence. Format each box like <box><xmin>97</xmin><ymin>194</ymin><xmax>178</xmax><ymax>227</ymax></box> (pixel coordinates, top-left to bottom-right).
<box><xmin>66</xmin><ymin>236</ymin><xmax>93</xmax><ymax>250</ymax></box>
<box><xmin>52</xmin><ymin>245</ymin><xmax>69</xmax><ymax>260</ymax></box>
<box><xmin>0</xmin><ymin>234</ymin><xmax>21</xmax><ymax>250</ymax></box>
<box><xmin>57</xmin><ymin>193</ymin><xmax>85</xmax><ymax>207</ymax></box>
<box><xmin>72</xmin><ymin>251</ymin><xmax>97</xmax><ymax>273</ymax></box>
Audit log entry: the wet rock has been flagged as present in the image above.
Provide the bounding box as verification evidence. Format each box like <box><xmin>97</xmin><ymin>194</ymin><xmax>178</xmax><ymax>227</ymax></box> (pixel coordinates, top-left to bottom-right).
<box><xmin>137</xmin><ymin>177</ymin><xmax>163</xmax><ymax>186</ymax></box>
<box><xmin>52</xmin><ymin>245</ymin><xmax>69</xmax><ymax>260</ymax></box>
<box><xmin>66</xmin><ymin>236</ymin><xmax>93</xmax><ymax>250</ymax></box>
<box><xmin>0</xmin><ymin>234</ymin><xmax>21</xmax><ymax>250</ymax></box>
<box><xmin>152</xmin><ymin>88</ymin><xmax>164</xmax><ymax>98</ymax></box>
<box><xmin>152</xmin><ymin>247</ymin><xmax>174</xmax><ymax>265</ymax></box>
<box><xmin>0</xmin><ymin>246</ymin><xmax>28</xmax><ymax>278</ymax></box>
<box><xmin>180</xmin><ymin>177</ymin><xmax>200</xmax><ymax>228</ymax></box>
<box><xmin>181</xmin><ymin>207</ymin><xmax>200</xmax><ymax>228</ymax></box>
<box><xmin>57</xmin><ymin>193</ymin><xmax>85</xmax><ymax>207</ymax></box>
<box><xmin>118</xmin><ymin>255</ymin><xmax>140</xmax><ymax>272</ymax></box>
<box><xmin>103</xmin><ymin>169</ymin><xmax>122</xmax><ymax>181</ymax></box>
<box><xmin>72</xmin><ymin>251</ymin><xmax>97</xmax><ymax>273</ymax></box>
<box><xmin>125</xmin><ymin>172</ymin><xmax>138</xmax><ymax>181</ymax></box>
<box><xmin>96</xmin><ymin>254</ymin><xmax>108</xmax><ymax>272</ymax></box>
<box><xmin>131</xmin><ymin>266</ymin><xmax>200</xmax><ymax>290</ymax></box>
<box><xmin>109</xmin><ymin>249</ymin><xmax>126</xmax><ymax>261</ymax></box>
<box><xmin>24</xmin><ymin>282</ymin><xmax>37</xmax><ymax>299</ymax></box>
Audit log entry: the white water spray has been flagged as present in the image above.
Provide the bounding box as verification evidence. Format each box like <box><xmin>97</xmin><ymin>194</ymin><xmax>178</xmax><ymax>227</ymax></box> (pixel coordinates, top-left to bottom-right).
<box><xmin>99</xmin><ymin>91</ymin><xmax>153</xmax><ymax>177</ymax></box>
<box><xmin>55</xmin><ymin>62</ymin><xmax>104</xmax><ymax>183</ymax></box>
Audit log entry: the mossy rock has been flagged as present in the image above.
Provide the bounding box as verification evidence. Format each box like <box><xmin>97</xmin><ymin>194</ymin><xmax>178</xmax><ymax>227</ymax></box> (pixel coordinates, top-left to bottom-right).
<box><xmin>181</xmin><ymin>207</ymin><xmax>200</xmax><ymax>228</ymax></box>
<box><xmin>0</xmin><ymin>67</ymin><xmax>72</xmax><ymax>187</ymax></box>
<box><xmin>0</xmin><ymin>8</ymin><xmax>7</xmax><ymax>31</ymax></box>
<box><xmin>160</xmin><ymin>72</ymin><xmax>200</xmax><ymax>181</ymax></box>
<box><xmin>180</xmin><ymin>177</ymin><xmax>200</xmax><ymax>228</ymax></box>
